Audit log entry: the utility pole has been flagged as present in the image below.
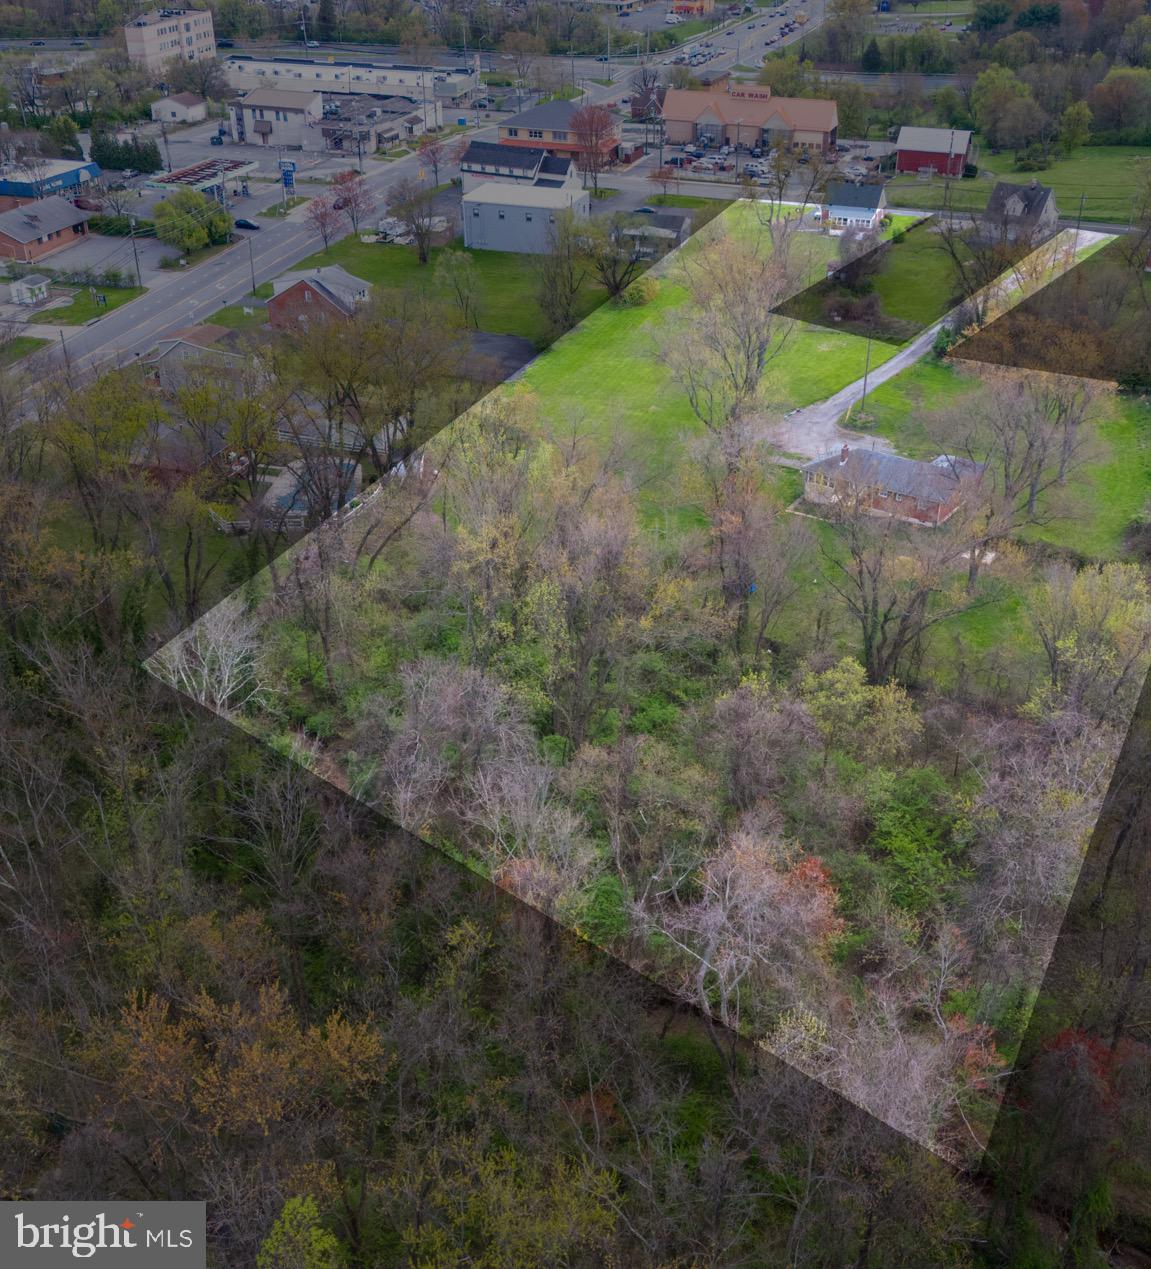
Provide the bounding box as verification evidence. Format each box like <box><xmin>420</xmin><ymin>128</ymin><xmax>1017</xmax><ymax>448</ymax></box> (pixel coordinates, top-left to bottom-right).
<box><xmin>859</xmin><ymin>330</ymin><xmax>873</xmax><ymax>418</ymax></box>
<box><xmin>160</xmin><ymin>119</ymin><xmax>173</xmax><ymax>172</ymax></box>
<box><xmin>128</xmin><ymin>216</ymin><xmax>142</xmax><ymax>288</ymax></box>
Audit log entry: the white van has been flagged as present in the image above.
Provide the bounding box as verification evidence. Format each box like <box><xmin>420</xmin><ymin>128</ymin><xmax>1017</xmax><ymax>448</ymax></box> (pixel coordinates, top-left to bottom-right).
<box><xmin>665</xmin><ymin>12</ymin><xmax>684</xmax><ymax>23</ymax></box>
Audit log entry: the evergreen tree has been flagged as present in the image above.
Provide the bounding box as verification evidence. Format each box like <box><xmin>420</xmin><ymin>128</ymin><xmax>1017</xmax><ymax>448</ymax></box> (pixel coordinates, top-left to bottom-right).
<box><xmin>861</xmin><ymin>37</ymin><xmax>884</xmax><ymax>73</ymax></box>
<box><xmin>315</xmin><ymin>0</ymin><xmax>336</xmax><ymax>40</ymax></box>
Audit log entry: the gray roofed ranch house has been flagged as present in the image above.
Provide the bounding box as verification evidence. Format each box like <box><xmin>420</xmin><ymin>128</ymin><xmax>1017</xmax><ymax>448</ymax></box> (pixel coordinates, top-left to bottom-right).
<box><xmin>801</xmin><ymin>444</ymin><xmax>985</xmax><ymax>526</ymax></box>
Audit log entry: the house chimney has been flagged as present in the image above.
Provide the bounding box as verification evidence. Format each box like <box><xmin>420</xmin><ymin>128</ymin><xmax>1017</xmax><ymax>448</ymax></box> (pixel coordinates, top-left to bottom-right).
<box><xmin>840</xmin><ymin>443</ymin><xmax>850</xmax><ymax>464</ymax></box>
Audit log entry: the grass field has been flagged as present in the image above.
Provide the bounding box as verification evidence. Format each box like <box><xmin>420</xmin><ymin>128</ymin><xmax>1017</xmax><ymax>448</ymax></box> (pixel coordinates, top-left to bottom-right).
<box><xmin>48</xmin><ymin>285</ymin><xmax>146</xmax><ymax>324</ymax></box>
<box><xmin>0</xmin><ymin>335</ymin><xmax>48</xmax><ymax>366</ymax></box>
<box><xmin>512</xmin><ymin>204</ymin><xmax>899</xmax><ymax>509</ymax></box>
<box><xmin>291</xmin><ymin>236</ymin><xmax>609</xmax><ymax>344</ymax></box>
<box><xmin>887</xmin><ymin>146</ymin><xmax>1151</xmax><ymax>224</ymax></box>
<box><xmin>850</xmin><ymin>358</ymin><xmax>1151</xmax><ymax>560</ymax></box>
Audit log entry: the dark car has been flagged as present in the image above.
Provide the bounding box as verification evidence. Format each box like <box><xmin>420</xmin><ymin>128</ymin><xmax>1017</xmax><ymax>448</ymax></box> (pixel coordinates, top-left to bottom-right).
<box><xmin>234</xmin><ymin>217</ymin><xmax>260</xmax><ymax>230</ymax></box>
<box><xmin>209</xmin><ymin>134</ymin><xmax>224</xmax><ymax>145</ymax></box>
<box><xmin>666</xmin><ymin>156</ymin><xmax>688</xmax><ymax>167</ymax></box>
<box><xmin>70</xmin><ymin>38</ymin><xmax>87</xmax><ymax>46</ymax></box>
<box><xmin>72</xmin><ymin>196</ymin><xmax>103</xmax><ymax>211</ymax></box>
<box><xmin>634</xmin><ymin>205</ymin><xmax>658</xmax><ymax>214</ymax></box>
<box><xmin>31</xmin><ymin>38</ymin><xmax>46</xmax><ymax>45</ymax></box>
<box><xmin>332</xmin><ymin>196</ymin><xmax>349</xmax><ymax>211</ymax></box>
<box><xmin>594</xmin><ymin>54</ymin><xmax>609</xmax><ymax>61</ymax></box>
<box><xmin>216</xmin><ymin>38</ymin><xmax>235</xmax><ymax>47</ymax></box>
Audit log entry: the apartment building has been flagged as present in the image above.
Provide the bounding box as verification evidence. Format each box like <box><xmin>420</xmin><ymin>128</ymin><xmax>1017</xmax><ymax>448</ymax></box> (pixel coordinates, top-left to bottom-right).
<box><xmin>125</xmin><ymin>8</ymin><xmax>216</xmax><ymax>73</ymax></box>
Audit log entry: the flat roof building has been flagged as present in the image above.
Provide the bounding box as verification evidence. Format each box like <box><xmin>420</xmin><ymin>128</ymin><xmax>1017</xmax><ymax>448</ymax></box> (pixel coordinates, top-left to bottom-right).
<box><xmin>223</xmin><ymin>54</ymin><xmax>479</xmax><ymax>105</ymax></box>
<box><xmin>462</xmin><ymin>181</ymin><xmax>590</xmax><ymax>254</ymax></box>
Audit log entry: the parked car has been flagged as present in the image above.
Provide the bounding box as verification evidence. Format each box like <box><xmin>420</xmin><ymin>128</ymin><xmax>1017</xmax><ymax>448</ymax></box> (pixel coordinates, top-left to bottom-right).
<box><xmin>333</xmin><ymin>196</ymin><xmax>349</xmax><ymax>211</ymax></box>
<box><xmin>210</xmin><ymin>134</ymin><xmax>224</xmax><ymax>145</ymax></box>
<box><xmin>72</xmin><ymin>196</ymin><xmax>103</xmax><ymax>211</ymax></box>
<box><xmin>666</xmin><ymin>155</ymin><xmax>688</xmax><ymax>167</ymax></box>
<box><xmin>234</xmin><ymin>217</ymin><xmax>260</xmax><ymax>230</ymax></box>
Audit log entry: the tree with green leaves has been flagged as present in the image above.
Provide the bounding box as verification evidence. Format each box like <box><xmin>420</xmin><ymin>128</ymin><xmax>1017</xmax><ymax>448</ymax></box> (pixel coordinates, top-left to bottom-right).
<box><xmin>256</xmin><ymin>1197</ymin><xmax>346</xmax><ymax>1269</ymax></box>
<box><xmin>153</xmin><ymin>187</ymin><xmax>233</xmax><ymax>254</ymax></box>
<box><xmin>43</xmin><ymin>114</ymin><xmax>82</xmax><ymax>160</ymax></box>
<box><xmin>861</xmin><ymin>37</ymin><xmax>883</xmax><ymax>73</ymax></box>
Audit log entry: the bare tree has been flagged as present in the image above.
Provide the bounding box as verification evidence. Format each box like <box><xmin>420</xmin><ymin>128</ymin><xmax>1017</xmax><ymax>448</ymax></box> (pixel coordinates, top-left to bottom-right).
<box><xmin>150</xmin><ymin>595</ymin><xmax>266</xmax><ymax>715</ymax></box>
<box><xmin>570</xmin><ymin>102</ymin><xmax>616</xmax><ymax>195</ymax></box>
<box><xmin>819</xmin><ymin>489</ymin><xmax>977</xmax><ymax>684</ymax></box>
<box><xmin>386</xmin><ymin>177</ymin><xmax>437</xmax><ymax>264</ymax></box>
<box><xmin>416</xmin><ymin>133</ymin><xmax>446</xmax><ymax>188</ymax></box>
<box><xmin>305</xmin><ymin>193</ymin><xmax>344</xmax><ymax>252</ymax></box>
<box><xmin>434</xmin><ymin>247</ymin><xmax>481</xmax><ymax>328</ymax></box>
<box><xmin>330</xmin><ymin>169</ymin><xmax>376</xmax><ymax>234</ymax></box>
<box><xmin>580</xmin><ymin>214</ymin><xmax>646</xmax><ymax>299</ymax></box>
<box><xmin>658</xmin><ymin>223</ymin><xmax>801</xmax><ymax>439</ymax></box>
<box><xmin>931</xmin><ymin>370</ymin><xmax>1091</xmax><ymax>591</ymax></box>
<box><xmin>535</xmin><ymin>209</ymin><xmax>589</xmax><ymax>337</ymax></box>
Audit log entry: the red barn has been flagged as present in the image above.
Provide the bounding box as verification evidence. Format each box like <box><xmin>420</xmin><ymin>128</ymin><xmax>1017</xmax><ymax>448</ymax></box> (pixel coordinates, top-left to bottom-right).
<box><xmin>895</xmin><ymin>126</ymin><xmax>972</xmax><ymax>178</ymax></box>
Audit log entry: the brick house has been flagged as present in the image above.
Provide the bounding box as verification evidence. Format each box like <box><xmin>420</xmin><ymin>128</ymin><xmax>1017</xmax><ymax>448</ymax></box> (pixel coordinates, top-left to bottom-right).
<box><xmin>267</xmin><ymin>266</ymin><xmax>372</xmax><ymax>330</ymax></box>
<box><xmin>0</xmin><ymin>196</ymin><xmax>91</xmax><ymax>262</ymax></box>
<box><xmin>894</xmin><ymin>126</ymin><xmax>972</xmax><ymax>177</ymax></box>
<box><xmin>801</xmin><ymin>444</ymin><xmax>984</xmax><ymax>527</ymax></box>
<box><xmin>661</xmin><ymin>85</ymin><xmax>838</xmax><ymax>153</ymax></box>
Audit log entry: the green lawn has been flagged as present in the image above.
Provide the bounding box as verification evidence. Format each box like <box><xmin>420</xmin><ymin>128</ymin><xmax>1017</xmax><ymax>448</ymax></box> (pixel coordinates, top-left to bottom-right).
<box><xmin>0</xmin><ymin>335</ymin><xmax>47</xmax><ymax>366</ymax></box>
<box><xmin>851</xmin><ymin>357</ymin><xmax>1151</xmax><ymax>560</ymax></box>
<box><xmin>259</xmin><ymin>196</ymin><xmax>310</xmax><ymax>218</ymax></box>
<box><xmin>648</xmin><ymin>193</ymin><xmax>732</xmax><ymax>231</ymax></box>
<box><xmin>510</xmin><ymin>204</ymin><xmax>899</xmax><ymax>509</ymax></box>
<box><xmin>290</xmin><ymin>236</ymin><xmax>609</xmax><ymax>345</ymax></box>
<box><xmin>210</xmin><ymin>302</ymin><xmax>269</xmax><ymax>330</ymax></box>
<box><xmin>48</xmin><ymin>285</ymin><xmax>146</xmax><ymax>324</ymax></box>
<box><xmin>887</xmin><ymin>146</ymin><xmax>1151</xmax><ymax>224</ymax></box>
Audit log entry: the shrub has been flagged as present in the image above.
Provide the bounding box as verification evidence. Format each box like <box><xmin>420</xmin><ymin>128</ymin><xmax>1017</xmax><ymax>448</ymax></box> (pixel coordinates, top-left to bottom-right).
<box><xmin>89</xmin><ymin>214</ymin><xmax>154</xmax><ymax>237</ymax></box>
<box><xmin>933</xmin><ymin>324</ymin><xmax>959</xmax><ymax>358</ymax></box>
<box><xmin>866</xmin><ymin>766</ymin><xmax>963</xmax><ymax>912</ymax></box>
<box><xmin>617</xmin><ymin>275</ymin><xmax>660</xmax><ymax>307</ymax></box>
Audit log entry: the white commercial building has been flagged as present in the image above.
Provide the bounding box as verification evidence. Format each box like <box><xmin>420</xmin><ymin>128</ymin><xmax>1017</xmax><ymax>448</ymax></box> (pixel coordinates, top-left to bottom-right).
<box><xmin>230</xmin><ymin>88</ymin><xmax>324</xmax><ymax>149</ymax></box>
<box><xmin>124</xmin><ymin>8</ymin><xmax>216</xmax><ymax>73</ymax></box>
<box><xmin>223</xmin><ymin>54</ymin><xmax>477</xmax><ymax>107</ymax></box>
